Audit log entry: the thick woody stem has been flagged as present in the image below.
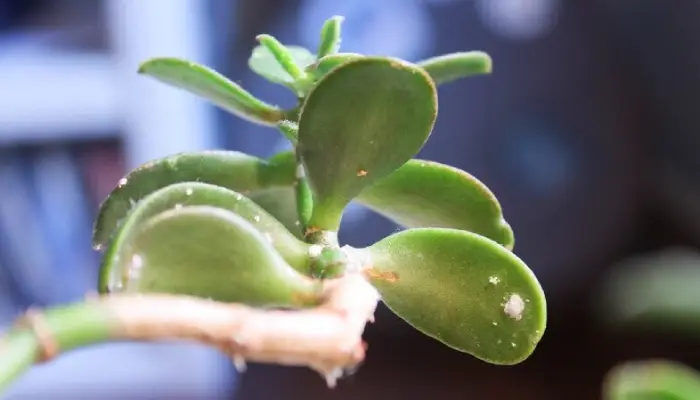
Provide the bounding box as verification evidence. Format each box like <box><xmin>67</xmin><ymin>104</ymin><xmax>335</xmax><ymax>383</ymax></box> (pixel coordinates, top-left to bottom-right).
<box><xmin>0</xmin><ymin>274</ymin><xmax>380</xmax><ymax>394</ymax></box>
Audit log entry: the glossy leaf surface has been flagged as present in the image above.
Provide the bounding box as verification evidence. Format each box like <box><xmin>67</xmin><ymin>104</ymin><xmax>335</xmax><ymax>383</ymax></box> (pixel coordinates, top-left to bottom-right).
<box><xmin>357</xmin><ymin>159</ymin><xmax>514</xmax><ymax>249</ymax></box>
<box><xmin>92</xmin><ymin>151</ymin><xmax>296</xmax><ymax>249</ymax></box>
<box><xmin>604</xmin><ymin>360</ymin><xmax>700</xmax><ymax>400</ymax></box>
<box><xmin>417</xmin><ymin>52</ymin><xmax>492</xmax><ymax>85</ymax></box>
<box><xmin>99</xmin><ymin>182</ymin><xmax>311</xmax><ymax>292</ymax></box>
<box><xmin>105</xmin><ymin>205</ymin><xmax>321</xmax><ymax>307</ymax></box>
<box><xmin>249</xmin><ymin>43</ymin><xmax>315</xmax><ymax>87</ymax></box>
<box><xmin>298</xmin><ymin>57</ymin><xmax>438</xmax><ymax>230</ymax></box>
<box><xmin>364</xmin><ymin>228</ymin><xmax>546</xmax><ymax>364</ymax></box>
<box><xmin>139</xmin><ymin>58</ymin><xmax>283</xmax><ymax>126</ymax></box>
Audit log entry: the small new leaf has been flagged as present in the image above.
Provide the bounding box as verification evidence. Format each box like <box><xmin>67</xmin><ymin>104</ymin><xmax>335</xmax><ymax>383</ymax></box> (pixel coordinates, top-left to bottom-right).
<box><xmin>317</xmin><ymin>16</ymin><xmax>344</xmax><ymax>59</ymax></box>
<box><xmin>139</xmin><ymin>58</ymin><xmax>284</xmax><ymax>125</ymax></box>
<box><xmin>249</xmin><ymin>43</ymin><xmax>316</xmax><ymax>89</ymax></box>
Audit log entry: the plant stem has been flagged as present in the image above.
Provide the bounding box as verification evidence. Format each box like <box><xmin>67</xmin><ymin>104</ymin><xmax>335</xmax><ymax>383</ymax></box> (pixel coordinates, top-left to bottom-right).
<box><xmin>277</xmin><ymin>121</ymin><xmax>316</xmax><ymax>239</ymax></box>
<box><xmin>295</xmin><ymin>162</ymin><xmax>314</xmax><ymax>231</ymax></box>
<box><xmin>0</xmin><ymin>302</ymin><xmax>115</xmax><ymax>392</ymax></box>
<box><xmin>0</xmin><ymin>275</ymin><xmax>379</xmax><ymax>394</ymax></box>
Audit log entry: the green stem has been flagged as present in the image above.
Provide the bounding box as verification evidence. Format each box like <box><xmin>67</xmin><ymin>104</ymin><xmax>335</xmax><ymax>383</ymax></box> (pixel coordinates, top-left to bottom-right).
<box><xmin>295</xmin><ymin>163</ymin><xmax>314</xmax><ymax>232</ymax></box>
<box><xmin>0</xmin><ymin>302</ymin><xmax>115</xmax><ymax>394</ymax></box>
<box><xmin>276</xmin><ymin>122</ymin><xmax>316</xmax><ymax>239</ymax></box>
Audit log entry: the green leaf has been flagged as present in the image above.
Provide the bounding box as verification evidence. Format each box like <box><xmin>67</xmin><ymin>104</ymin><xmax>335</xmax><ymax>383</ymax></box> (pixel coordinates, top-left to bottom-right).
<box><xmin>305</xmin><ymin>53</ymin><xmax>364</xmax><ymax>81</ymax></box>
<box><xmin>356</xmin><ymin>159</ymin><xmax>514</xmax><ymax>249</ymax></box>
<box><xmin>103</xmin><ymin>205</ymin><xmax>322</xmax><ymax>308</ymax></box>
<box><xmin>604</xmin><ymin>360</ymin><xmax>700</xmax><ymax>400</ymax></box>
<box><xmin>98</xmin><ymin>182</ymin><xmax>312</xmax><ymax>293</ymax></box>
<box><xmin>598</xmin><ymin>249</ymin><xmax>700</xmax><ymax>335</ymax></box>
<box><xmin>138</xmin><ymin>57</ymin><xmax>284</xmax><ymax>126</ymax></box>
<box><xmin>417</xmin><ymin>52</ymin><xmax>492</xmax><ymax>85</ymax></box>
<box><xmin>317</xmin><ymin>16</ymin><xmax>344</xmax><ymax>58</ymax></box>
<box><xmin>363</xmin><ymin>228</ymin><xmax>546</xmax><ymax>365</ymax></box>
<box><xmin>246</xmin><ymin>187</ymin><xmax>302</xmax><ymax>239</ymax></box>
<box><xmin>92</xmin><ymin>151</ymin><xmax>296</xmax><ymax>250</ymax></box>
<box><xmin>248</xmin><ymin>43</ymin><xmax>316</xmax><ymax>88</ymax></box>
<box><xmin>298</xmin><ymin>57</ymin><xmax>438</xmax><ymax>231</ymax></box>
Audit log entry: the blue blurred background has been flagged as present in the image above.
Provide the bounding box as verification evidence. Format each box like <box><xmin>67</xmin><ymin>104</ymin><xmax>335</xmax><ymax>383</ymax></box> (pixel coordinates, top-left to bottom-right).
<box><xmin>1</xmin><ymin>0</ymin><xmax>700</xmax><ymax>398</ymax></box>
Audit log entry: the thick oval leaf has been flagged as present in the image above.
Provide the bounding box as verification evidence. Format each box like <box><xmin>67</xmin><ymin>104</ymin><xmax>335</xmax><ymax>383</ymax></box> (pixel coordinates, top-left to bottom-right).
<box><xmin>604</xmin><ymin>360</ymin><xmax>700</xmax><ymax>400</ymax></box>
<box><xmin>356</xmin><ymin>159</ymin><xmax>514</xmax><ymax>249</ymax></box>
<box><xmin>417</xmin><ymin>51</ymin><xmax>492</xmax><ymax>85</ymax></box>
<box><xmin>363</xmin><ymin>228</ymin><xmax>546</xmax><ymax>364</ymax></box>
<box><xmin>139</xmin><ymin>58</ymin><xmax>284</xmax><ymax>126</ymax></box>
<box><xmin>92</xmin><ymin>150</ymin><xmax>296</xmax><ymax>250</ymax></box>
<box><xmin>104</xmin><ymin>205</ymin><xmax>322</xmax><ymax>308</ymax></box>
<box><xmin>298</xmin><ymin>57</ymin><xmax>438</xmax><ymax>231</ymax></box>
<box><xmin>98</xmin><ymin>182</ymin><xmax>312</xmax><ymax>292</ymax></box>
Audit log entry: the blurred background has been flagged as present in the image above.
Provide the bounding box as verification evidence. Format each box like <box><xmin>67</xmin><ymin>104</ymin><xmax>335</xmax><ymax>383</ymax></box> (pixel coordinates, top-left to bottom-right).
<box><xmin>1</xmin><ymin>0</ymin><xmax>700</xmax><ymax>398</ymax></box>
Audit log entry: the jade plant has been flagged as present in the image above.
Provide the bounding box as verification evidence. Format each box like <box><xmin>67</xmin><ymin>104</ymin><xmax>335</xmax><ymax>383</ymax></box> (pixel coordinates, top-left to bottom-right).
<box><xmin>604</xmin><ymin>359</ymin><xmax>700</xmax><ymax>400</ymax></box>
<box><xmin>0</xmin><ymin>16</ymin><xmax>546</xmax><ymax>393</ymax></box>
<box><xmin>599</xmin><ymin>249</ymin><xmax>700</xmax><ymax>399</ymax></box>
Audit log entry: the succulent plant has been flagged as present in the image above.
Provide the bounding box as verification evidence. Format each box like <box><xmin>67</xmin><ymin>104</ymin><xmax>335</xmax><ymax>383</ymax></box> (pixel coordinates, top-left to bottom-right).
<box><xmin>97</xmin><ymin>15</ymin><xmax>546</xmax><ymax>364</ymax></box>
<box><xmin>604</xmin><ymin>359</ymin><xmax>700</xmax><ymax>400</ymax></box>
<box><xmin>0</xmin><ymin>15</ymin><xmax>546</xmax><ymax>394</ymax></box>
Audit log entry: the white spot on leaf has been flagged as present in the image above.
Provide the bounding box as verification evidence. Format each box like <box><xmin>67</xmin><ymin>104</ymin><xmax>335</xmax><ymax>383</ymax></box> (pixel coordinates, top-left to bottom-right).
<box><xmin>504</xmin><ymin>293</ymin><xmax>525</xmax><ymax>321</ymax></box>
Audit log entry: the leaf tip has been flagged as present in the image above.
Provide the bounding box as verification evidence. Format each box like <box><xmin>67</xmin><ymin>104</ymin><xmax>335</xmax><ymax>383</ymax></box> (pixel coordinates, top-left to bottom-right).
<box><xmin>478</xmin><ymin>51</ymin><xmax>493</xmax><ymax>74</ymax></box>
<box><xmin>255</xmin><ymin>34</ymin><xmax>273</xmax><ymax>43</ymax></box>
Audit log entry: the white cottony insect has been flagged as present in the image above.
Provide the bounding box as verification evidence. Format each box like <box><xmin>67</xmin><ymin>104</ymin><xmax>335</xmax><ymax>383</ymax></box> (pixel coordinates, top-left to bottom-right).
<box><xmin>503</xmin><ymin>293</ymin><xmax>525</xmax><ymax>321</ymax></box>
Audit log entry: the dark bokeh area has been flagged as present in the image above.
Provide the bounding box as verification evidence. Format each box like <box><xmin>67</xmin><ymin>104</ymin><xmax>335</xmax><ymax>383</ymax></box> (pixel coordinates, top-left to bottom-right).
<box><xmin>2</xmin><ymin>0</ymin><xmax>700</xmax><ymax>399</ymax></box>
